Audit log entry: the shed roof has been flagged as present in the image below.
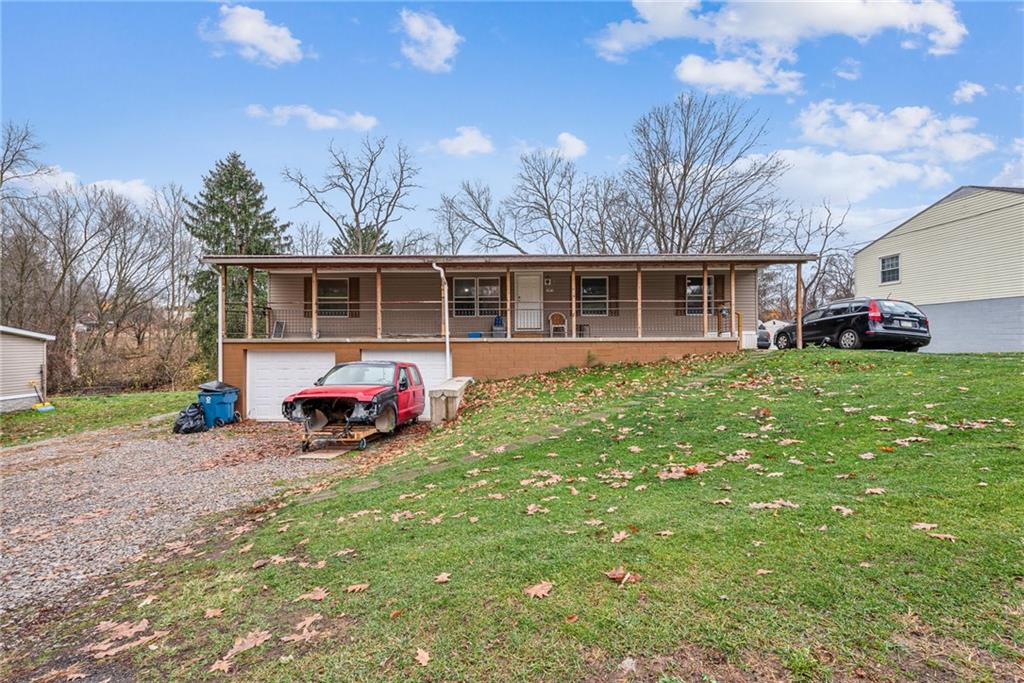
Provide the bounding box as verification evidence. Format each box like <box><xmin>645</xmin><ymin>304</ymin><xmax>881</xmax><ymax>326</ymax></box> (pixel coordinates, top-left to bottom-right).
<box><xmin>0</xmin><ymin>325</ymin><xmax>56</xmax><ymax>342</ymax></box>
<box><xmin>201</xmin><ymin>253</ymin><xmax>816</xmax><ymax>268</ymax></box>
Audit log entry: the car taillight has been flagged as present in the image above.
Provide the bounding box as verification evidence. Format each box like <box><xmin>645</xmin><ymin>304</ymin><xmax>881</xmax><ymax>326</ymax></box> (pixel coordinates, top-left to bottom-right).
<box><xmin>868</xmin><ymin>299</ymin><xmax>882</xmax><ymax>322</ymax></box>
<box><xmin>923</xmin><ymin>317</ymin><xmax>929</xmax><ymax>328</ymax></box>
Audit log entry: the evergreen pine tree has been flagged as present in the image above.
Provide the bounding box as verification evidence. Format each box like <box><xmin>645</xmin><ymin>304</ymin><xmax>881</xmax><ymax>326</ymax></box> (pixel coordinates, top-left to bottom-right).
<box><xmin>186</xmin><ymin>152</ymin><xmax>290</xmax><ymax>375</ymax></box>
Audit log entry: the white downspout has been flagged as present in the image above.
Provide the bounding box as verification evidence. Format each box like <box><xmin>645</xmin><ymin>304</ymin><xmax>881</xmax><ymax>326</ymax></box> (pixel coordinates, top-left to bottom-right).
<box><xmin>217</xmin><ymin>267</ymin><xmax>224</xmax><ymax>382</ymax></box>
<box><xmin>431</xmin><ymin>262</ymin><xmax>452</xmax><ymax>379</ymax></box>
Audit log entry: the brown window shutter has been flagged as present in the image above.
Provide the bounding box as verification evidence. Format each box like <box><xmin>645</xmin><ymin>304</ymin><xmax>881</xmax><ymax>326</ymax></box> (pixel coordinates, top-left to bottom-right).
<box><xmin>349</xmin><ymin>277</ymin><xmax>360</xmax><ymax>318</ymax></box>
<box><xmin>674</xmin><ymin>275</ymin><xmax>685</xmax><ymax>316</ymax></box>
<box><xmin>608</xmin><ymin>275</ymin><xmax>619</xmax><ymax>316</ymax></box>
<box><xmin>303</xmin><ymin>276</ymin><xmax>312</xmax><ymax>318</ymax></box>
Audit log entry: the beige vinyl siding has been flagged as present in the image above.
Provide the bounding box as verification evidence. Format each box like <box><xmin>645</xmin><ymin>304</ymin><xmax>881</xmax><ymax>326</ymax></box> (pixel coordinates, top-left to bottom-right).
<box><xmin>1</xmin><ymin>332</ymin><xmax>47</xmax><ymax>402</ymax></box>
<box><xmin>855</xmin><ymin>189</ymin><xmax>1024</xmax><ymax>305</ymax></box>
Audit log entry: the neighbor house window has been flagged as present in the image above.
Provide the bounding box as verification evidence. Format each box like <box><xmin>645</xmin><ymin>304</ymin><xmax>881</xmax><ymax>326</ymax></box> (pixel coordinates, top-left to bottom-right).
<box><xmin>453</xmin><ymin>277</ymin><xmax>501</xmax><ymax>317</ymax></box>
<box><xmin>880</xmin><ymin>255</ymin><xmax>900</xmax><ymax>284</ymax></box>
<box><xmin>580</xmin><ymin>276</ymin><xmax>609</xmax><ymax>316</ymax></box>
<box><xmin>685</xmin><ymin>275</ymin><xmax>713</xmax><ymax>316</ymax></box>
<box><xmin>318</xmin><ymin>279</ymin><xmax>349</xmax><ymax>317</ymax></box>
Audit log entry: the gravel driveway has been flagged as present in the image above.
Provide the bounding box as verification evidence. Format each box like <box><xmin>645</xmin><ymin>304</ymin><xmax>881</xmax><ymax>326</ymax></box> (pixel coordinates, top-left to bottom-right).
<box><xmin>0</xmin><ymin>421</ymin><xmax>338</xmax><ymax>617</ymax></box>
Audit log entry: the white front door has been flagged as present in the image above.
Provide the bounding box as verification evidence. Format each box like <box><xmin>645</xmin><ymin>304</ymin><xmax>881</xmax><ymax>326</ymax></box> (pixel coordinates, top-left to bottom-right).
<box><xmin>360</xmin><ymin>349</ymin><xmax>447</xmax><ymax>419</ymax></box>
<box><xmin>246</xmin><ymin>350</ymin><xmax>336</xmax><ymax>421</ymax></box>
<box><xmin>515</xmin><ymin>273</ymin><xmax>543</xmax><ymax>331</ymax></box>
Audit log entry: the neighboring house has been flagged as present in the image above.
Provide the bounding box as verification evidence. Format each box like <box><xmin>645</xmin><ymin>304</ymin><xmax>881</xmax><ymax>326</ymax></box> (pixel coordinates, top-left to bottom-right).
<box><xmin>854</xmin><ymin>186</ymin><xmax>1024</xmax><ymax>353</ymax></box>
<box><xmin>0</xmin><ymin>326</ymin><xmax>56</xmax><ymax>412</ymax></box>
<box><xmin>201</xmin><ymin>253</ymin><xmax>814</xmax><ymax>420</ymax></box>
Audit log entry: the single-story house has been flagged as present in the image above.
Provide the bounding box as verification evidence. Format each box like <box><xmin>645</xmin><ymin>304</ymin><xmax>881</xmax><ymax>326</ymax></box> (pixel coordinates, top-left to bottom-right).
<box><xmin>200</xmin><ymin>253</ymin><xmax>815</xmax><ymax>420</ymax></box>
<box><xmin>854</xmin><ymin>185</ymin><xmax>1024</xmax><ymax>353</ymax></box>
<box><xmin>0</xmin><ymin>325</ymin><xmax>56</xmax><ymax>412</ymax></box>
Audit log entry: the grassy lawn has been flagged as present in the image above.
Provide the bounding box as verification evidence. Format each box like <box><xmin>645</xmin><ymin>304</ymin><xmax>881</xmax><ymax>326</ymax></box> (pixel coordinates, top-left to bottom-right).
<box><xmin>0</xmin><ymin>390</ymin><xmax>193</xmax><ymax>447</ymax></box>
<box><xmin>10</xmin><ymin>350</ymin><xmax>1023</xmax><ymax>681</ymax></box>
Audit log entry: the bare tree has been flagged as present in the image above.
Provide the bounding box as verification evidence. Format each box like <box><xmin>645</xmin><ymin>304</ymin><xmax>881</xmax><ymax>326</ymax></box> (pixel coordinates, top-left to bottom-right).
<box><xmin>440</xmin><ymin>181</ymin><xmax>529</xmax><ymax>254</ymax></box>
<box><xmin>392</xmin><ymin>229</ymin><xmax>434</xmax><ymax>255</ymax></box>
<box><xmin>0</xmin><ymin>121</ymin><xmax>51</xmax><ymax>200</ymax></box>
<box><xmin>587</xmin><ymin>176</ymin><xmax>650</xmax><ymax>254</ymax></box>
<box><xmin>625</xmin><ymin>92</ymin><xmax>787</xmax><ymax>254</ymax></box>
<box><xmin>283</xmin><ymin>137</ymin><xmax>419</xmax><ymax>254</ymax></box>
<box><xmin>781</xmin><ymin>200</ymin><xmax>850</xmax><ymax>311</ymax></box>
<box><xmin>430</xmin><ymin>196</ymin><xmax>474</xmax><ymax>254</ymax></box>
<box><xmin>291</xmin><ymin>222</ymin><xmax>330</xmax><ymax>255</ymax></box>
<box><xmin>507</xmin><ymin>151</ymin><xmax>592</xmax><ymax>255</ymax></box>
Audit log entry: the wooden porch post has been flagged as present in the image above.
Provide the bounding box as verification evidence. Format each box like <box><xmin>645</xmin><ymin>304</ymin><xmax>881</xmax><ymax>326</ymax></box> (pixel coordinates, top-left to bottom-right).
<box><xmin>440</xmin><ymin>275</ymin><xmax>447</xmax><ymax>337</ymax></box>
<box><xmin>375</xmin><ymin>267</ymin><xmax>382</xmax><ymax>339</ymax></box>
<box><xmin>219</xmin><ymin>265</ymin><xmax>227</xmax><ymax>339</ymax></box>
<box><xmin>505</xmin><ymin>266</ymin><xmax>512</xmax><ymax>339</ymax></box>
<box><xmin>245</xmin><ymin>267</ymin><xmax>254</xmax><ymax>339</ymax></box>
<box><xmin>701</xmin><ymin>262</ymin><xmax>709</xmax><ymax>337</ymax></box>
<box><xmin>570</xmin><ymin>265</ymin><xmax>577</xmax><ymax>338</ymax></box>
<box><xmin>636</xmin><ymin>266</ymin><xmax>643</xmax><ymax>338</ymax></box>
<box><xmin>729</xmin><ymin>263</ymin><xmax>736</xmax><ymax>339</ymax></box>
<box><xmin>310</xmin><ymin>268</ymin><xmax>318</xmax><ymax>339</ymax></box>
<box><xmin>795</xmin><ymin>262</ymin><xmax>804</xmax><ymax>348</ymax></box>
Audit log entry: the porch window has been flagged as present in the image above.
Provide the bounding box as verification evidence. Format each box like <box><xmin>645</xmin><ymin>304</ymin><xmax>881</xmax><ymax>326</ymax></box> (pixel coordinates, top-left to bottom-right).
<box><xmin>580</xmin><ymin>276</ymin><xmax>608</xmax><ymax>316</ymax></box>
<box><xmin>453</xmin><ymin>277</ymin><xmax>501</xmax><ymax>317</ymax></box>
<box><xmin>685</xmin><ymin>275</ymin><xmax>713</xmax><ymax>316</ymax></box>
<box><xmin>880</xmin><ymin>255</ymin><xmax>900</xmax><ymax>284</ymax></box>
<box><xmin>318</xmin><ymin>278</ymin><xmax>349</xmax><ymax>317</ymax></box>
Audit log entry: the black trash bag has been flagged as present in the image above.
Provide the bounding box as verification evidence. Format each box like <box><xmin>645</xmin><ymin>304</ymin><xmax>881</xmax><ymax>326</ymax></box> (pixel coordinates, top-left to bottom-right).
<box><xmin>172</xmin><ymin>402</ymin><xmax>208</xmax><ymax>434</ymax></box>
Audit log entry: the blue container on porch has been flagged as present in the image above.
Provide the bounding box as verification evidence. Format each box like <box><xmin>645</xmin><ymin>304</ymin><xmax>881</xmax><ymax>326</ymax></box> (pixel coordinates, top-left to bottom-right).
<box><xmin>197</xmin><ymin>381</ymin><xmax>240</xmax><ymax>429</ymax></box>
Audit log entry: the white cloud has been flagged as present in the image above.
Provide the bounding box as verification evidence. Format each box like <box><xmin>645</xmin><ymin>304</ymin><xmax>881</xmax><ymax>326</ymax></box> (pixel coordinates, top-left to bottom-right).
<box><xmin>991</xmin><ymin>138</ymin><xmax>1024</xmax><ymax>186</ymax></box>
<box><xmin>952</xmin><ymin>80</ymin><xmax>986</xmax><ymax>104</ymax></box>
<box><xmin>596</xmin><ymin>0</ymin><xmax>966</xmax><ymax>61</ymax></box>
<box><xmin>437</xmin><ymin>126</ymin><xmax>494</xmax><ymax>157</ymax></box>
<box><xmin>90</xmin><ymin>178</ymin><xmax>156</xmax><ymax>204</ymax></box>
<box><xmin>842</xmin><ymin>204</ymin><xmax>929</xmax><ymax>242</ymax></box>
<box><xmin>797</xmin><ymin>99</ymin><xmax>996</xmax><ymax>163</ymax></box>
<box><xmin>833</xmin><ymin>57</ymin><xmax>861</xmax><ymax>81</ymax></box>
<box><xmin>201</xmin><ymin>4</ymin><xmax>304</xmax><ymax>67</ymax></box>
<box><xmin>675</xmin><ymin>54</ymin><xmax>802</xmax><ymax>94</ymax></box>
<box><xmin>246</xmin><ymin>104</ymin><xmax>377</xmax><ymax>131</ymax></box>
<box><xmin>766</xmin><ymin>147</ymin><xmax>951</xmax><ymax>203</ymax></box>
<box><xmin>553</xmin><ymin>132</ymin><xmax>588</xmax><ymax>160</ymax></box>
<box><xmin>398</xmin><ymin>9</ymin><xmax>463</xmax><ymax>73</ymax></box>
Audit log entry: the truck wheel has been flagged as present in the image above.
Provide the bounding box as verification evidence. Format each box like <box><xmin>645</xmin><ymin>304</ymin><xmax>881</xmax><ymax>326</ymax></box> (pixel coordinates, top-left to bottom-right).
<box><xmin>775</xmin><ymin>332</ymin><xmax>791</xmax><ymax>350</ymax></box>
<box><xmin>374</xmin><ymin>406</ymin><xmax>397</xmax><ymax>434</ymax></box>
<box><xmin>838</xmin><ymin>329</ymin><xmax>862</xmax><ymax>350</ymax></box>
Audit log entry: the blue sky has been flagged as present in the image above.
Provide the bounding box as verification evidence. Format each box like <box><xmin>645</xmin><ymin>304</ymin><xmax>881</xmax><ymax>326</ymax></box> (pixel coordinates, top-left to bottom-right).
<box><xmin>4</xmin><ymin>1</ymin><xmax>1022</xmax><ymax>249</ymax></box>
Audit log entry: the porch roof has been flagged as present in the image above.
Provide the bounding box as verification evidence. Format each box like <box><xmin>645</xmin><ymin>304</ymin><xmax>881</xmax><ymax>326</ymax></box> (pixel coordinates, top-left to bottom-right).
<box><xmin>201</xmin><ymin>253</ymin><xmax>816</xmax><ymax>269</ymax></box>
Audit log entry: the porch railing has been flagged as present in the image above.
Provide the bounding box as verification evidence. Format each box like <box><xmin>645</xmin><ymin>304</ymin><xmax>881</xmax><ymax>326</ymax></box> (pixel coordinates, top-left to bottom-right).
<box><xmin>224</xmin><ymin>298</ymin><xmax>735</xmax><ymax>340</ymax></box>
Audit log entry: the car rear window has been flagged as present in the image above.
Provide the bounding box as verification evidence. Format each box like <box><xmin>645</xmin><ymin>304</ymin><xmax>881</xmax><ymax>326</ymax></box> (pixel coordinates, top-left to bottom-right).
<box><xmin>878</xmin><ymin>300</ymin><xmax>924</xmax><ymax>316</ymax></box>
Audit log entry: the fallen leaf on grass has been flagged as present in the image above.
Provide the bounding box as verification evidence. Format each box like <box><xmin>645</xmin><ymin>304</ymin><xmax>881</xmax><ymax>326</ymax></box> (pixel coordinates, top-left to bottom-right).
<box><xmin>526</xmin><ymin>503</ymin><xmax>549</xmax><ymax>515</ymax></box>
<box><xmin>345</xmin><ymin>583</ymin><xmax>370</xmax><ymax>593</ymax></box>
<box><xmin>927</xmin><ymin>533</ymin><xmax>957</xmax><ymax>542</ymax></box>
<box><xmin>280</xmin><ymin>629</ymin><xmax>319</xmax><ymax>644</ymax></box>
<box><xmin>294</xmin><ymin>587</ymin><xmax>329</xmax><ymax>602</ymax></box>
<box><xmin>604</xmin><ymin>566</ymin><xmax>641</xmax><ymax>584</ymax></box>
<box><xmin>776</xmin><ymin>438</ymin><xmax>803</xmax><ymax>446</ymax></box>
<box><xmin>864</xmin><ymin>488</ymin><xmax>886</xmax><ymax>495</ymax></box>
<box><xmin>389</xmin><ymin>609</ymin><xmax>404</xmax><ymax>619</ymax></box>
<box><xmin>565</xmin><ymin>614</ymin><xmax>579</xmax><ymax>624</ymax></box>
<box><xmin>611</xmin><ymin>530</ymin><xmax>630</xmax><ymax>543</ymax></box>
<box><xmin>434</xmin><ymin>572</ymin><xmax>451</xmax><ymax>584</ymax></box>
<box><xmin>209</xmin><ymin>659</ymin><xmax>232</xmax><ymax>673</ymax></box>
<box><xmin>294</xmin><ymin>614</ymin><xmax>322</xmax><ymax>631</ymax></box>
<box><xmin>93</xmin><ymin>630</ymin><xmax>169</xmax><ymax>660</ymax></box>
<box><xmin>252</xmin><ymin>558</ymin><xmax>269</xmax><ymax>569</ymax></box>
<box><xmin>627</xmin><ymin>445</ymin><xmax>643</xmax><ymax>453</ymax></box>
<box><xmin>222</xmin><ymin>629</ymin><xmax>272</xmax><ymax>660</ymax></box>
<box><xmin>524</xmin><ymin>581</ymin><xmax>553</xmax><ymax>598</ymax></box>
<box><xmin>204</xmin><ymin>608</ymin><xmax>224</xmax><ymax>618</ymax></box>
<box><xmin>912</xmin><ymin>522</ymin><xmax>938</xmax><ymax>530</ymax></box>
<box><xmin>749</xmin><ymin>499</ymin><xmax>799</xmax><ymax>510</ymax></box>
<box><xmin>832</xmin><ymin>505</ymin><xmax>855</xmax><ymax>517</ymax></box>
<box><xmin>237</xmin><ymin>543</ymin><xmax>254</xmax><ymax>555</ymax></box>
<box><xmin>137</xmin><ymin>595</ymin><xmax>157</xmax><ymax>608</ymax></box>
<box><xmin>755</xmin><ymin>569</ymin><xmax>773</xmax><ymax>576</ymax></box>
<box><xmin>415</xmin><ymin>648</ymin><xmax>430</xmax><ymax>666</ymax></box>
<box><xmin>584</xmin><ymin>518</ymin><xmax>604</xmax><ymax>526</ymax></box>
<box><xmin>894</xmin><ymin>436</ymin><xmax>930</xmax><ymax>446</ymax></box>
<box><xmin>655</xmin><ymin>530</ymin><xmax>674</xmax><ymax>537</ymax></box>
<box><xmin>712</xmin><ymin>498</ymin><xmax>732</xmax><ymax>506</ymax></box>
<box><xmin>858</xmin><ymin>452</ymin><xmax>875</xmax><ymax>460</ymax></box>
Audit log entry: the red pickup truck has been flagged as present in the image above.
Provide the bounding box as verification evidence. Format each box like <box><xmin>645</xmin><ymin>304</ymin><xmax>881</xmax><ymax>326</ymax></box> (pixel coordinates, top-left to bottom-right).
<box><xmin>282</xmin><ymin>360</ymin><xmax>425</xmax><ymax>434</ymax></box>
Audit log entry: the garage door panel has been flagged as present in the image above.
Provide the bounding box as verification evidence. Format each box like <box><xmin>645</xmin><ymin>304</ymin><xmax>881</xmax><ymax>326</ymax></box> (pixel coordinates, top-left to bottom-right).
<box><xmin>360</xmin><ymin>349</ymin><xmax>448</xmax><ymax>419</ymax></box>
<box><xmin>246</xmin><ymin>350</ymin><xmax>336</xmax><ymax>421</ymax></box>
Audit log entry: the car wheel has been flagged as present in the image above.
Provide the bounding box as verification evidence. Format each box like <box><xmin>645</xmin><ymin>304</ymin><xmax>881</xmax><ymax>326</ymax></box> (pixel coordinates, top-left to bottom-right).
<box><xmin>775</xmin><ymin>332</ymin><xmax>791</xmax><ymax>350</ymax></box>
<box><xmin>838</xmin><ymin>328</ymin><xmax>862</xmax><ymax>350</ymax></box>
<box><xmin>374</xmin><ymin>405</ymin><xmax>397</xmax><ymax>433</ymax></box>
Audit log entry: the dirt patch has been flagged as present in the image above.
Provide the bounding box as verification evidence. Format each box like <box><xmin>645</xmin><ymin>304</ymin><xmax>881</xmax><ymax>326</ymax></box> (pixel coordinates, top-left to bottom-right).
<box><xmin>586</xmin><ymin>644</ymin><xmax>789</xmax><ymax>683</ymax></box>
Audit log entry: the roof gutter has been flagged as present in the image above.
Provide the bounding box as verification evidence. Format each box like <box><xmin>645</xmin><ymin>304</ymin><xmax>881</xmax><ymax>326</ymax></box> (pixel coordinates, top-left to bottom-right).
<box><xmin>431</xmin><ymin>262</ymin><xmax>452</xmax><ymax>379</ymax></box>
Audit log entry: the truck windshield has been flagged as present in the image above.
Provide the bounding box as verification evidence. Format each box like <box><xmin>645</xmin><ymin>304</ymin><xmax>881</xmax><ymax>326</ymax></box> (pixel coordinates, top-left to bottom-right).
<box><xmin>321</xmin><ymin>364</ymin><xmax>394</xmax><ymax>386</ymax></box>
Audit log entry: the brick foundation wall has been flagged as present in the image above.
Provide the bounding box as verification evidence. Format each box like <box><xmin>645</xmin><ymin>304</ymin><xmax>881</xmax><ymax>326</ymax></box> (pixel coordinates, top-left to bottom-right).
<box><xmin>223</xmin><ymin>337</ymin><xmax>737</xmax><ymax>417</ymax></box>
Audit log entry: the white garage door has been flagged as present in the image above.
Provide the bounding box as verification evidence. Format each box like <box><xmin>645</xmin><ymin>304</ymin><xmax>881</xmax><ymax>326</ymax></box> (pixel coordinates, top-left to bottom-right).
<box><xmin>246</xmin><ymin>350</ymin><xmax>337</xmax><ymax>421</ymax></box>
<box><xmin>360</xmin><ymin>349</ymin><xmax>448</xmax><ymax>419</ymax></box>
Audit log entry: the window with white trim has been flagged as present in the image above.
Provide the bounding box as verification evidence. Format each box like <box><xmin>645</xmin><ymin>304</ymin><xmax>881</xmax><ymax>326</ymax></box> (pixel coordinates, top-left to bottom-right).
<box><xmin>580</xmin><ymin>276</ymin><xmax>608</xmax><ymax>316</ymax></box>
<box><xmin>453</xmin><ymin>277</ymin><xmax>501</xmax><ymax>317</ymax></box>
<box><xmin>880</xmin><ymin>255</ymin><xmax>900</xmax><ymax>284</ymax></box>
<box><xmin>685</xmin><ymin>275</ymin><xmax>713</xmax><ymax>316</ymax></box>
<box><xmin>318</xmin><ymin>278</ymin><xmax>349</xmax><ymax>317</ymax></box>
